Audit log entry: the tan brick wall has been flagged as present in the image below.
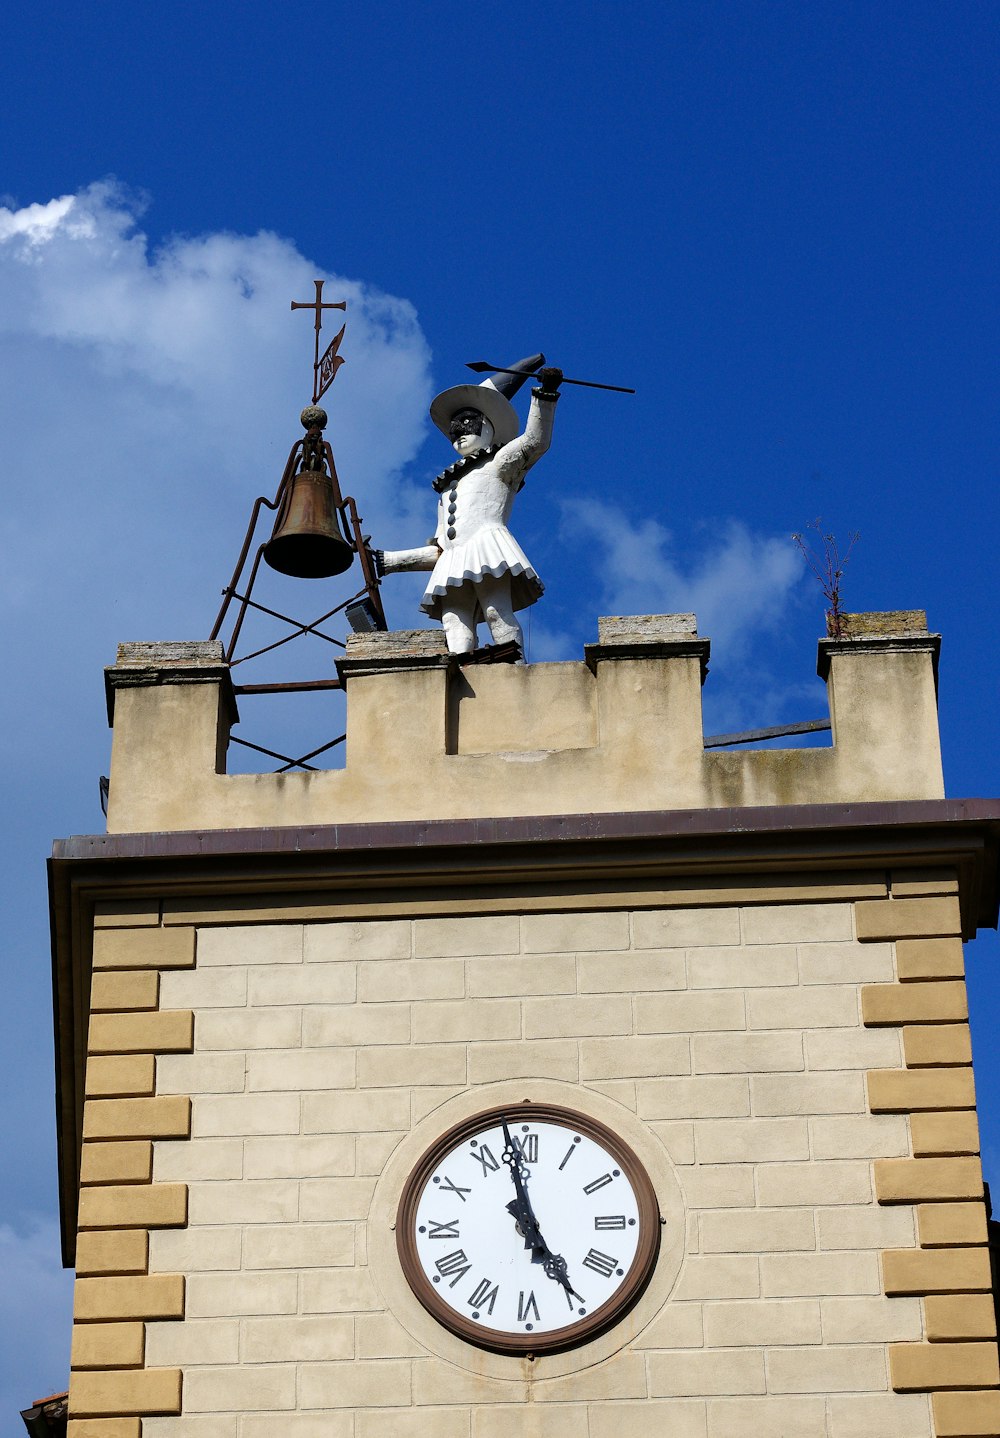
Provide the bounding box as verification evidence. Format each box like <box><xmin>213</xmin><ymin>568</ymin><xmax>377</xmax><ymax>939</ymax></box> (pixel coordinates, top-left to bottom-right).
<box><xmin>133</xmin><ymin>897</ymin><xmax>958</xmax><ymax>1437</ymax></box>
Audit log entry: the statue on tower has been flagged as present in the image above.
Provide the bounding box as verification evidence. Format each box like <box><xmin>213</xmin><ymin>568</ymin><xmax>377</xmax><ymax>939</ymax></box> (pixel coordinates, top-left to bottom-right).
<box><xmin>374</xmin><ymin>355</ymin><xmax>563</xmax><ymax>657</ymax></box>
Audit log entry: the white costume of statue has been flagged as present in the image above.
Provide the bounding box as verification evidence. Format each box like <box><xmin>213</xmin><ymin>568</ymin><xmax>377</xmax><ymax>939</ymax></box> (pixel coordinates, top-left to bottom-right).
<box><xmin>378</xmin><ymin>358</ymin><xmax>559</xmax><ymax>655</ymax></box>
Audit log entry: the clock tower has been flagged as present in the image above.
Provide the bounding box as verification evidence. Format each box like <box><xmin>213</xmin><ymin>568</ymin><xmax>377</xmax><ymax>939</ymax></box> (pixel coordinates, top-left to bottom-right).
<box><xmin>51</xmin><ymin>612</ymin><xmax>1000</xmax><ymax>1437</ymax></box>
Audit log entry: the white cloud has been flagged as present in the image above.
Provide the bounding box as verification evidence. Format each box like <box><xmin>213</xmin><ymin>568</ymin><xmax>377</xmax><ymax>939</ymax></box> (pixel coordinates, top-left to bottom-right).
<box><xmin>561</xmin><ymin>497</ymin><xmax>804</xmax><ymax>654</ymax></box>
<box><xmin>0</xmin><ymin>1220</ymin><xmax>73</xmax><ymax>1421</ymax></box>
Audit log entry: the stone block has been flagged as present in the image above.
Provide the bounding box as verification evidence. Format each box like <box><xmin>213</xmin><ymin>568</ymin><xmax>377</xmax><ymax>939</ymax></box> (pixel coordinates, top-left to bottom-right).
<box><xmin>242</xmin><ymin>1135</ymin><xmax>355</xmax><ymax>1180</ymax></box>
<box><xmin>356</xmin><ymin>1312</ymin><xmax>426</xmax><ymax>1359</ymax></box>
<box><xmin>747</xmin><ymin>985</ymin><xmax>859</xmax><ymax>1029</ymax></box>
<box><xmin>302</xmin><ymin>1088</ymin><xmax>410</xmax><ymax>1133</ymax></box>
<box><xmin>826</xmin><ymin>1393</ymin><xmax>936</xmax><ymax>1437</ymax></box>
<box><xmin>766</xmin><ymin>1344</ymin><xmax>887</xmax><ymax>1392</ymax></box>
<box><xmin>148</xmin><ymin>1228</ymin><xmax>242</xmax><ymax>1273</ymax></box>
<box><xmin>648</xmin><ymin>1347</ymin><xmax>765</xmax><ymax>1395</ymax></box>
<box><xmin>243</xmin><ymin>1222</ymin><xmax>354</xmax><ymax>1269</ymax></box>
<box><xmin>751</xmin><ymin>1073</ymin><xmax>865</xmax><ymax>1116</ymax></box>
<box><xmin>534</xmin><ymin>1352</ymin><xmax>648</xmax><ymax>1401</ymax></box>
<box><xmin>817</xmin><ymin>1206</ymin><xmax>915</xmax><ymax>1250</ymax></box>
<box><xmin>67</xmin><ymin>1420</ymin><xmax>142</xmax><ymax>1438</ymax></box>
<box><xmin>634</xmin><ymin>907</ymin><xmax>740</xmax><ymax>948</ymax></box>
<box><xmin>304</xmin><ymin>1003</ymin><xmax>410</xmax><ymax>1046</ymax></box>
<box><xmin>703</xmin><ymin>1298</ymin><xmax>822</xmax><ymax>1346</ymax></box>
<box><xmin>160</xmin><ymin>968</ymin><xmax>247</xmax><ymax>1008</ymax></box>
<box><xmin>193</xmin><ymin>1009</ymin><xmax>301</xmax><ymax>1051</ymax></box>
<box><xmin>700</xmin><ymin>1210</ymin><xmax>816</xmax><ymax>1253</ymax></box>
<box><xmin>470</xmin><ymin>1040</ymin><xmax>578</xmax><ymax>1083</ymax></box>
<box><xmin>903</xmin><ymin>1024</ymin><xmax>973</xmax><ymax>1067</ymax></box>
<box><xmin>638</xmin><ymin>1075</ymin><xmax>750</xmax><ymax>1119</ymax></box>
<box><xmin>80</xmin><ymin>1140</ymin><xmax>153</xmax><ymax>1185</ymax></box>
<box><xmin>863</xmin><ymin>983</ymin><xmax>972</xmax><ymax>1029</ymax></box>
<box><xmin>187</xmin><ymin>1180</ymin><xmax>297</xmax><ymax>1225</ymax></box>
<box><xmin>578</xmin><ymin>950</ymin><xmax>686</xmax><ymax>993</ymax></box>
<box><xmin>882</xmin><ymin>1247</ymin><xmax>992</xmax><ymax>1295</ymax></box>
<box><xmin>191</xmin><ymin>1093</ymin><xmax>300</xmax><ymax>1138</ymax></box>
<box><xmin>478</xmin><ymin>1405</ymin><xmax>595</xmax><ymax>1438</ymax></box>
<box><xmin>300</xmin><ymin>1268</ymin><xmax>379</xmax><ymax>1313</ymax></box>
<box><xmin>820</xmin><ymin>1296</ymin><xmax>922</xmax><ymax>1343</ymax></box>
<box><xmin>181</xmin><ymin>1364</ymin><xmax>296</xmax><ymax>1412</ymax></box>
<box><xmin>360</xmin><ymin>958</ymin><xmax>464</xmax><ymax>1001</ymax></box>
<box><xmin>706</xmin><ymin>1396</ymin><xmax>827</xmax><ymax>1437</ymax></box>
<box><xmin>184</xmin><ymin>1272</ymin><xmax>298</xmax><ymax>1317</ymax></box>
<box><xmin>673</xmin><ymin>1255</ymin><xmax>760</xmax><ymax>1300</ymax></box>
<box><xmin>68</xmin><ymin>1367</ymin><xmax>182</xmax><ymax>1417</ymax></box>
<box><xmin>932</xmin><ymin>1391</ymin><xmax>1000</xmax><ymax>1437</ymax></box>
<box><xmin>196</xmin><ymin>924</ymin><xmax>303</xmax><ymax>966</ymax></box>
<box><xmin>248</xmin><ymin>963</ymin><xmax>356</xmax><ymax>1006</ymax></box>
<box><xmin>810</xmin><ymin>1114</ymin><xmax>909</xmax><ymax>1159</ymax></box>
<box><xmin>92</xmin><ymin>927</ymin><xmax>195</xmax><ymax>971</ymax></box>
<box><xmin>242</xmin><ymin>1314</ymin><xmax>354</xmax><ymax>1362</ymax></box>
<box><xmin>874</xmin><ymin>1157</ymin><xmax>984</xmax><ymax>1204</ymax></box>
<box><xmin>521</xmin><ymin>910</ymin><xmax>630</xmax><ymax>954</ymax></box>
<box><xmin>890</xmin><ymin>1340</ymin><xmax>1000</xmax><ymax>1392</ymax></box>
<box><xmin>413</xmin><ymin>914</ymin><xmax>520</xmax><ymax>957</ymax></box>
<box><xmin>692</xmin><ymin>1032</ymin><xmax>803</xmax><ymax>1074</ymax></box>
<box><xmin>71</xmin><ymin>1320</ymin><xmax>145</xmax><ymax>1370</ymax></box>
<box><xmin>75</xmin><ymin>1228</ymin><xmax>148</xmax><ymax>1276</ymax></box>
<box><xmin>910</xmin><ymin>1111</ymin><xmax>980</xmax><ymax>1157</ymax></box>
<box><xmin>696</xmin><ymin>1118</ymin><xmax>809</xmax><ymax>1164</ymax></box>
<box><xmin>580</xmin><ymin>1035</ymin><xmax>689</xmax><ymax>1080</ymax></box>
<box><xmin>246</xmin><ymin>1049</ymin><xmax>356</xmax><ymax>1092</ymax></box>
<box><xmin>917</xmin><ymin>1202</ymin><xmax>989</xmax><ymax>1248</ymax></box>
<box><xmin>855</xmin><ymin>896</ymin><xmax>961</xmax><ymax>941</ymax></box>
<box><xmin>743</xmin><ymin>904</ymin><xmax>852</xmax><ymax>945</ymax></box>
<box><xmin>636</xmin><ymin>991</ymin><xmax>746</xmax><ymax>1032</ymax></box>
<box><xmin>74</xmin><ymin>1274</ymin><xmax>185</xmax><ymax>1321</ymax></box>
<box><xmin>83</xmin><ymin>1097</ymin><xmax>190</xmax><ymax>1141</ymax></box>
<box><xmin>305</xmin><ymin>919</ymin><xmax>411</xmax><ymax>962</ymax></box>
<box><xmin>364</xmin><ymin>1413</ymin><xmax>469</xmax><ymax>1438</ymax></box>
<box><xmin>298</xmin><ymin>1359</ymin><xmax>412</xmax><ymax>1408</ymax></box>
<box><xmin>298</xmin><ymin>1177</ymin><xmax>377</xmax><ymax>1220</ymax></box>
<box><xmin>154</xmin><ymin>1137</ymin><xmax>243</xmax><ymax>1181</ymax></box>
<box><xmin>524</xmin><ymin>994</ymin><xmax>632</xmax><ymax>1038</ymax></box>
<box><xmin>85</xmin><ymin>1056</ymin><xmax>156</xmax><ymax>1098</ymax></box>
<box><xmin>761</xmin><ymin>1252</ymin><xmax>880</xmax><ymax>1297</ymax></box>
<box><xmin>689</xmin><ymin>944</ymin><xmax>798</xmax><ymax>989</ymax></box>
<box><xmin>411</xmin><ymin>998</ymin><xmax>518</xmax><ymax>1043</ymax></box>
<box><xmin>156</xmin><ymin>1053</ymin><xmax>247</xmax><ymax>1095</ymax></box>
<box><xmin>358</xmin><ymin>1044</ymin><xmax>468</xmax><ymax>1087</ymax></box>
<box><xmin>78</xmin><ymin>1183</ymin><xmax>187</xmax><ymax>1230</ymax></box>
<box><xmin>90</xmin><ymin>970</ymin><xmax>160</xmax><ymax>1012</ymax></box>
<box><xmin>632</xmin><ymin>1302</ymin><xmax>705</xmax><ymax>1348</ymax></box>
<box><xmin>896</xmin><ymin>937</ymin><xmax>966</xmax><ymax>980</ymax></box>
<box><xmin>804</xmin><ymin>1027</ymin><xmax>902</xmax><ymax>1071</ymax></box>
<box><xmin>924</xmin><ymin>1295</ymin><xmax>998</xmax><ymax>1342</ymax></box>
<box><xmin>867</xmin><ymin>1067</ymin><xmax>976</xmax><ymax>1112</ymax></box>
<box><xmin>798</xmin><ymin>941</ymin><xmax>894</xmax><ymax>985</ymax></box>
<box><xmin>143</xmin><ymin>1319</ymin><xmax>240</xmax><ymax>1366</ymax></box>
<box><xmin>756</xmin><ymin>1161</ymin><xmax>872</xmax><ymax>1207</ymax></box>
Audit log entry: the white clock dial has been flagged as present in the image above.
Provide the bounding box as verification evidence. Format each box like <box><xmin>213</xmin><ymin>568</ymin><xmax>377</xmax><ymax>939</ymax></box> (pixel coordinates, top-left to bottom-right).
<box><xmin>397</xmin><ymin>1105</ymin><xmax>659</xmax><ymax>1353</ymax></box>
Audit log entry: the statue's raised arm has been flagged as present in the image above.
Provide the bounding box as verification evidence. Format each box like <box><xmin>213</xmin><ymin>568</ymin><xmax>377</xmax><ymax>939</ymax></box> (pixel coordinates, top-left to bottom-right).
<box><xmin>376</xmin><ymin>353</ymin><xmax>562</xmax><ymax>659</ymax></box>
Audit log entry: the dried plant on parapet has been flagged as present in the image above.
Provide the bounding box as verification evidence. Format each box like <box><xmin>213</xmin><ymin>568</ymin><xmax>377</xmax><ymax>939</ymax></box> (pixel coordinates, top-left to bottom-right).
<box><xmin>791</xmin><ymin>519</ymin><xmax>860</xmax><ymax>638</ymax></box>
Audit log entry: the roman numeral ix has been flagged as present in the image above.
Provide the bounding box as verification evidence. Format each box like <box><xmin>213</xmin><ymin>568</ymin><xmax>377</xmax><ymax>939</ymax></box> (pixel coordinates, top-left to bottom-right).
<box><xmin>427</xmin><ymin>1219</ymin><xmax>460</xmax><ymax>1239</ymax></box>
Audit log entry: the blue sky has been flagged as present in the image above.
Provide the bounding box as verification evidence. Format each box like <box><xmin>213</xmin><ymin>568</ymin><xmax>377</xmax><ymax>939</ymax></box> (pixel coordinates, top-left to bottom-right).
<box><xmin>1</xmin><ymin>0</ymin><xmax>998</xmax><ymax>1416</ymax></box>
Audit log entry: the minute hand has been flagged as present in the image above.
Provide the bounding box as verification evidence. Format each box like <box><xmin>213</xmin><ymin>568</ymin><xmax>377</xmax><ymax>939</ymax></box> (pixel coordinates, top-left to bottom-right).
<box><xmin>500</xmin><ymin>1119</ymin><xmax>584</xmax><ymax>1304</ymax></box>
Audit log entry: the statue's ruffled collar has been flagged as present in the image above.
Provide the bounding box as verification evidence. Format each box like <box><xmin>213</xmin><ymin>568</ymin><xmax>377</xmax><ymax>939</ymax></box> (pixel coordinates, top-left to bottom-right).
<box><xmin>432</xmin><ymin>445</ymin><xmax>500</xmax><ymax>492</ymax></box>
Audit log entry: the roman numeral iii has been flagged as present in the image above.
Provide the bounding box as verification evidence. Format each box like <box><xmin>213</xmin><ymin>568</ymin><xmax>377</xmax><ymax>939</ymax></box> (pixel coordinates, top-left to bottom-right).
<box><xmin>582</xmin><ymin>1248</ymin><xmax>618</xmax><ymax>1278</ymax></box>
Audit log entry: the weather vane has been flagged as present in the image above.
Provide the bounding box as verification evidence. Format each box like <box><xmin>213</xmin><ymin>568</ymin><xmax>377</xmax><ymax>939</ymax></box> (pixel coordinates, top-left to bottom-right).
<box><xmin>291</xmin><ymin>279</ymin><xmax>347</xmax><ymax>403</ymax></box>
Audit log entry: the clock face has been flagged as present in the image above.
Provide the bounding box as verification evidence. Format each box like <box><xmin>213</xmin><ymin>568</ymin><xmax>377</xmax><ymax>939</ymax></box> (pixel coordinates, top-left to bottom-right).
<box><xmin>396</xmin><ymin>1103</ymin><xmax>660</xmax><ymax>1354</ymax></box>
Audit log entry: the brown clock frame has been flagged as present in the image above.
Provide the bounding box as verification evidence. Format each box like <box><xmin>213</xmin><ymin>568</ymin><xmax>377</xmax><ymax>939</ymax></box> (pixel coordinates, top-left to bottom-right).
<box><xmin>395</xmin><ymin>1101</ymin><xmax>661</xmax><ymax>1355</ymax></box>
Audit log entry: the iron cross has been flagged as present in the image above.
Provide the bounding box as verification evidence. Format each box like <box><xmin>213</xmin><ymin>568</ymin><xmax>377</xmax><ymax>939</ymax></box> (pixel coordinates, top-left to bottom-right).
<box><xmin>291</xmin><ymin>280</ymin><xmax>347</xmax><ymax>403</ymax></box>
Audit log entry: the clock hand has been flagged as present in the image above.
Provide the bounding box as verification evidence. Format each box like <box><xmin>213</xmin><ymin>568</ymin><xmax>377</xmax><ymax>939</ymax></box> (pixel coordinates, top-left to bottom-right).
<box><xmin>500</xmin><ymin>1118</ymin><xmax>585</xmax><ymax>1305</ymax></box>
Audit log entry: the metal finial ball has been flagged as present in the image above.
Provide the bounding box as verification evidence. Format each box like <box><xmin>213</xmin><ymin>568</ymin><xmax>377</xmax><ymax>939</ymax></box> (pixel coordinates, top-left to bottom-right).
<box><xmin>300</xmin><ymin>405</ymin><xmax>328</xmax><ymax>430</ymax></box>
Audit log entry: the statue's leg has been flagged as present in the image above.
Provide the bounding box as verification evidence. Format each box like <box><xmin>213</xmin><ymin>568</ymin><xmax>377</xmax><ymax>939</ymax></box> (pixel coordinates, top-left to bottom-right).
<box><xmin>477</xmin><ymin>574</ymin><xmax>523</xmax><ymax>651</ymax></box>
<box><xmin>441</xmin><ymin>588</ymin><xmax>477</xmax><ymax>654</ymax></box>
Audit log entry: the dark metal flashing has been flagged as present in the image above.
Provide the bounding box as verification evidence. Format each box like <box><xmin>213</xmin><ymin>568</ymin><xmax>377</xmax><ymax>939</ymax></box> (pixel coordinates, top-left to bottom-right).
<box><xmin>49</xmin><ymin>799</ymin><xmax>1000</xmax><ymax>1266</ymax></box>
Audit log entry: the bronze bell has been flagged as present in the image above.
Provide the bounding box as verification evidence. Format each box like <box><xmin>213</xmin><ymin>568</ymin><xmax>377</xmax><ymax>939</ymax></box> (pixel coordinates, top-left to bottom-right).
<box><xmin>263</xmin><ymin>406</ymin><xmax>356</xmax><ymax>578</ymax></box>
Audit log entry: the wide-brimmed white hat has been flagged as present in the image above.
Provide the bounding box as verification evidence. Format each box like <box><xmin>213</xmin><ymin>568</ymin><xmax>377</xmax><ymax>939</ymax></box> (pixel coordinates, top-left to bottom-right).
<box><xmin>430</xmin><ymin>353</ymin><xmax>544</xmax><ymax>447</ymax></box>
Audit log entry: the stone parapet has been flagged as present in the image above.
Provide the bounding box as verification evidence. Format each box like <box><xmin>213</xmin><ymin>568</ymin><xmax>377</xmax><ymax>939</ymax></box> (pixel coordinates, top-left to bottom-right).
<box><xmin>101</xmin><ymin>611</ymin><xmax>946</xmax><ymax>833</ymax></box>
